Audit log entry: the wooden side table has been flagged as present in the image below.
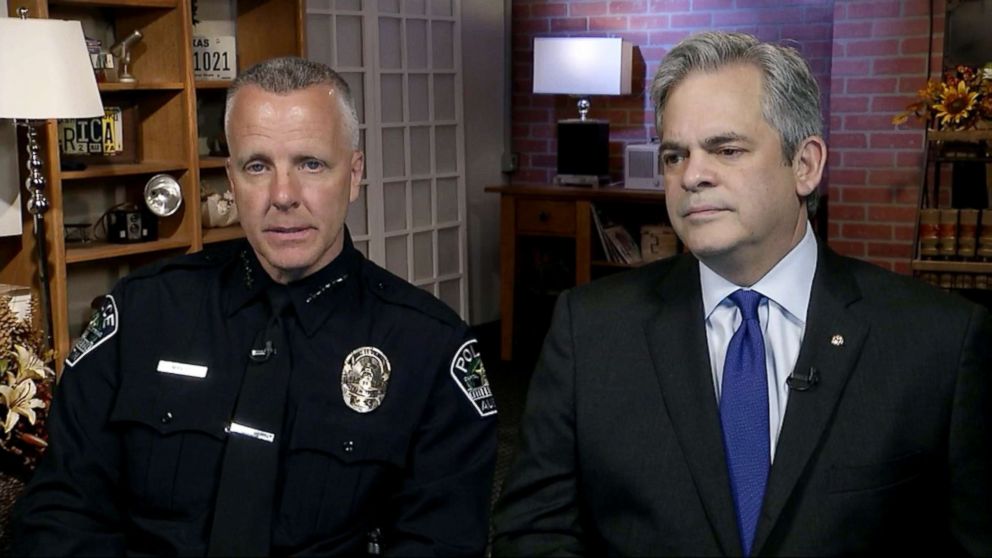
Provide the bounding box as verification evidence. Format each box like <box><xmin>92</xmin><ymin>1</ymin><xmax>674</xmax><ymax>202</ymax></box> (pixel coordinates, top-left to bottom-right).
<box><xmin>485</xmin><ymin>184</ymin><xmax>668</xmax><ymax>361</ymax></box>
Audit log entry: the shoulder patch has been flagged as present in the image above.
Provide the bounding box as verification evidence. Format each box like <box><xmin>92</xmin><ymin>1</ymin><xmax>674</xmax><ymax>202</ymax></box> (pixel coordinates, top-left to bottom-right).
<box><xmin>449</xmin><ymin>339</ymin><xmax>497</xmax><ymax>417</ymax></box>
<box><xmin>65</xmin><ymin>295</ymin><xmax>119</xmax><ymax>368</ymax></box>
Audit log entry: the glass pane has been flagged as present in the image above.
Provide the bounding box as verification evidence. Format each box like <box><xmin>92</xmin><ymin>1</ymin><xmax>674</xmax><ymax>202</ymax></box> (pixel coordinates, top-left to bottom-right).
<box><xmin>310</xmin><ymin>0</ymin><xmax>333</xmax><ymax>9</ymax></box>
<box><xmin>410</xmin><ymin>126</ymin><xmax>431</xmax><ymax>176</ymax></box>
<box><xmin>406</xmin><ymin>19</ymin><xmax>428</xmax><ymax>70</ymax></box>
<box><xmin>378</xmin><ymin>0</ymin><xmax>399</xmax><ymax>13</ymax></box>
<box><xmin>385</xmin><ymin>235</ymin><xmax>408</xmax><ymax>279</ymax></box>
<box><xmin>434</xmin><ymin>125</ymin><xmax>457</xmax><ymax>174</ymax></box>
<box><xmin>431</xmin><ymin>20</ymin><xmax>454</xmax><ymax>70</ymax></box>
<box><xmin>412</xmin><ymin>179</ymin><xmax>432</xmax><ymax>227</ymax></box>
<box><xmin>406</xmin><ymin>0</ymin><xmax>427</xmax><ymax>15</ymax></box>
<box><xmin>383</xmin><ymin>181</ymin><xmax>407</xmax><ymax>233</ymax></box>
<box><xmin>408</xmin><ymin>73</ymin><xmax>429</xmax><ymax>121</ymax></box>
<box><xmin>306</xmin><ymin>16</ymin><xmax>333</xmax><ymax>64</ymax></box>
<box><xmin>354</xmin><ymin>239</ymin><xmax>369</xmax><ymax>258</ymax></box>
<box><xmin>431</xmin><ymin>0</ymin><xmax>453</xmax><ymax>17</ymax></box>
<box><xmin>336</xmin><ymin>0</ymin><xmax>362</xmax><ymax>9</ymax></box>
<box><xmin>336</xmin><ymin>15</ymin><xmax>363</xmax><ymax>67</ymax></box>
<box><xmin>340</xmin><ymin>72</ymin><xmax>365</xmax><ymax>124</ymax></box>
<box><xmin>438</xmin><ymin>279</ymin><xmax>460</xmax><ymax>314</ymax></box>
<box><xmin>381</xmin><ymin>127</ymin><xmax>406</xmax><ymax>178</ymax></box>
<box><xmin>413</xmin><ymin>231</ymin><xmax>434</xmax><ymax>281</ymax></box>
<box><xmin>421</xmin><ymin>283</ymin><xmax>437</xmax><ymax>296</ymax></box>
<box><xmin>436</xmin><ymin>176</ymin><xmax>458</xmax><ymax>222</ymax></box>
<box><xmin>380</xmin><ymin>73</ymin><xmax>404</xmax><ymax>123</ymax></box>
<box><xmin>378</xmin><ymin>17</ymin><xmax>402</xmax><ymax>69</ymax></box>
<box><xmin>346</xmin><ymin>185</ymin><xmax>368</xmax><ymax>235</ymax></box>
<box><xmin>437</xmin><ymin>226</ymin><xmax>459</xmax><ymax>275</ymax></box>
<box><xmin>433</xmin><ymin>73</ymin><xmax>455</xmax><ymax>121</ymax></box>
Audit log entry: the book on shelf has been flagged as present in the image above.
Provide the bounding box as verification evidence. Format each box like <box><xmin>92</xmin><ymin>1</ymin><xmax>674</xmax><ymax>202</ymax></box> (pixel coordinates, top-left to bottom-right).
<box><xmin>590</xmin><ymin>204</ymin><xmax>642</xmax><ymax>265</ymax></box>
<box><xmin>0</xmin><ymin>283</ymin><xmax>32</xmax><ymax>321</ymax></box>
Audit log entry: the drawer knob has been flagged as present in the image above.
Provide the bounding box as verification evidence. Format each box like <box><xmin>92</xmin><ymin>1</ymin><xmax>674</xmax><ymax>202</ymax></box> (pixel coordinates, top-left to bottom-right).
<box><xmin>538</xmin><ymin>211</ymin><xmax>550</xmax><ymax>222</ymax></box>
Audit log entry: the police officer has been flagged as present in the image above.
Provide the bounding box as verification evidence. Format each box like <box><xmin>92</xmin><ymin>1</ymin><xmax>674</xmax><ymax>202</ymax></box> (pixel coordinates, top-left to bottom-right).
<box><xmin>13</xmin><ymin>57</ymin><xmax>497</xmax><ymax>556</ymax></box>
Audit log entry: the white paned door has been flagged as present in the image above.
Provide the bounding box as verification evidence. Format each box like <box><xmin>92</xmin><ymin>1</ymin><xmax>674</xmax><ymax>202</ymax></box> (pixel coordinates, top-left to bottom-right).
<box><xmin>307</xmin><ymin>0</ymin><xmax>469</xmax><ymax>321</ymax></box>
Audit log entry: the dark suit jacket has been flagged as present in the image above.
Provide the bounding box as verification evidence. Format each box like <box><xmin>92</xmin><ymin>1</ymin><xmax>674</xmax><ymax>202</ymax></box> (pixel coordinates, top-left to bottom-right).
<box><xmin>492</xmin><ymin>245</ymin><xmax>992</xmax><ymax>556</ymax></box>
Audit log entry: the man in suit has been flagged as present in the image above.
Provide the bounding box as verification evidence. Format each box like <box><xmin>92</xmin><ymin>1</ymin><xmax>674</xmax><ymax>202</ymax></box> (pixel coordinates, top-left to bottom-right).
<box><xmin>492</xmin><ymin>31</ymin><xmax>992</xmax><ymax>555</ymax></box>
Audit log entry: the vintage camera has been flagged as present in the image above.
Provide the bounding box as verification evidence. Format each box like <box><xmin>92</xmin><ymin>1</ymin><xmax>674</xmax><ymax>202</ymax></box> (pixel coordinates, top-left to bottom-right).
<box><xmin>107</xmin><ymin>206</ymin><xmax>157</xmax><ymax>243</ymax></box>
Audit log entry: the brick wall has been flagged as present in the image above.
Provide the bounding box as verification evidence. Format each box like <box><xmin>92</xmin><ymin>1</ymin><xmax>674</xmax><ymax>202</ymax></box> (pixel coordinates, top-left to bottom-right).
<box><xmin>510</xmin><ymin>0</ymin><xmax>943</xmax><ymax>272</ymax></box>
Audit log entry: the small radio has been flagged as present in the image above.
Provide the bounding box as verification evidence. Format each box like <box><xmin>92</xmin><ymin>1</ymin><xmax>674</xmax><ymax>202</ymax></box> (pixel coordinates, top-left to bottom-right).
<box><xmin>624</xmin><ymin>142</ymin><xmax>663</xmax><ymax>190</ymax></box>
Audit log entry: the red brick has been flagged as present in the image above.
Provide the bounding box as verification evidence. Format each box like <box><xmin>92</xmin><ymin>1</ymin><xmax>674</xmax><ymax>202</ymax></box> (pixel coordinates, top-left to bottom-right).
<box><xmin>831</xmin><ymin>96</ymin><xmax>870</xmax><ymax>113</ymax></box>
<box><xmin>833</xmin><ymin>22</ymin><xmax>873</xmax><ymax>39</ymax></box>
<box><xmin>846</xmin><ymin>77</ymin><xmax>899</xmax><ymax>94</ymax></box>
<box><xmin>869</xmin><ymin>132</ymin><xmax>923</xmax><ymax>150</ymax></box>
<box><xmin>873</xmin><ymin>56</ymin><xmax>927</xmax><ymax>75</ymax></box>
<box><xmin>845</xmin><ymin>39</ymin><xmax>900</xmax><ymax>57</ymax></box>
<box><xmin>898</xmin><ymin>77</ymin><xmax>931</xmax><ymax>94</ymax></box>
<box><xmin>830</xmin><ymin>132</ymin><xmax>868</xmax><ymax>148</ymax></box>
<box><xmin>514</xmin><ymin>169</ymin><xmax>553</xmax><ymax>185</ymax></box>
<box><xmin>832</xmin><ymin>1</ymin><xmax>846</xmax><ymax>19</ymax></box>
<box><xmin>829</xmin><ymin>203</ymin><xmax>867</xmax><ymax>221</ymax></box>
<box><xmin>532</xmin><ymin>154</ymin><xmax>557</xmax><ymax>167</ymax></box>
<box><xmin>515</xmin><ymin>18</ymin><xmax>550</xmax><ymax>33</ymax></box>
<box><xmin>515</xmin><ymin>139</ymin><xmax>550</xmax><ymax>153</ymax></box>
<box><xmin>896</xmin><ymin>151</ymin><xmax>924</xmax><ymax>167</ymax></box>
<box><xmin>873</xmin><ymin>18</ymin><xmax>930</xmax><ymax>38</ymax></box>
<box><xmin>841</xmin><ymin>186</ymin><xmax>893</xmax><ymax>203</ymax></box>
<box><xmin>512</xmin><ymin>108</ymin><xmax>552</xmax><ymax>123</ymax></box>
<box><xmin>569</xmin><ymin>1</ymin><xmax>608</xmax><ymax>17</ymax></box>
<box><xmin>867</xmin><ymin>205</ymin><xmax>918</xmax><ymax>222</ymax></box>
<box><xmin>513</xmin><ymin>4</ymin><xmax>530</xmax><ymax>19</ymax></box>
<box><xmin>844</xmin><ymin>150</ymin><xmax>895</xmax><ymax>168</ymax></box>
<box><xmin>843</xmin><ymin>223</ymin><xmax>894</xmax><ymax>240</ymax></box>
<box><xmin>900</xmin><ymin>36</ymin><xmax>932</xmax><ymax>55</ymax></box>
<box><xmin>846</xmin><ymin>1</ymin><xmax>901</xmax><ymax>19</ymax></box>
<box><xmin>781</xmin><ymin>23</ymin><xmax>832</xmax><ymax>41</ymax></box>
<box><xmin>829</xmin><ymin>240</ymin><xmax>867</xmax><ymax>257</ymax></box>
<box><xmin>894</xmin><ymin>224</ymin><xmax>916</xmax><ymax>241</ymax></box>
<box><xmin>629</xmin><ymin>15</ymin><xmax>669</xmax><ymax>28</ymax></box>
<box><xmin>902</xmin><ymin>0</ymin><xmax>937</xmax><ymax>17</ymax></box>
<box><xmin>693</xmin><ymin>0</ymin><xmax>735</xmax><ymax>8</ymax></box>
<box><xmin>831</xmin><ymin>59</ymin><xmax>871</xmax><ymax>77</ymax></box>
<box><xmin>803</xmin><ymin>4</ymin><xmax>834</xmax><ymax>23</ymax></box>
<box><xmin>671</xmin><ymin>13</ymin><xmax>712</xmax><ymax>28</ymax></box>
<box><xmin>649</xmin><ymin>0</ymin><xmax>690</xmax><ymax>10</ymax></box>
<box><xmin>589</xmin><ymin>16</ymin><xmax>628</xmax><ymax>30</ymax></box>
<box><xmin>609</xmin><ymin>0</ymin><xmax>646</xmax><ymax>14</ymax></box>
<box><xmin>871</xmin><ymin>95</ymin><xmax>917</xmax><ymax>112</ymax></box>
<box><xmin>531</xmin><ymin>3</ymin><xmax>567</xmax><ymax>17</ymax></box>
<box><xmin>551</xmin><ymin>17</ymin><xmax>589</xmax><ymax>32</ymax></box>
<box><xmin>867</xmin><ymin>241</ymin><xmax>913</xmax><ymax>258</ymax></box>
<box><xmin>829</xmin><ymin>169</ymin><xmax>868</xmax><ymax>185</ymax></box>
<box><xmin>650</xmin><ymin>30</ymin><xmax>691</xmax><ymax>45</ymax></box>
<box><xmin>893</xmin><ymin>186</ymin><xmax>920</xmax><ymax>204</ymax></box>
<box><xmin>868</xmin><ymin>169</ymin><xmax>922</xmax><ymax>187</ymax></box>
<box><xmin>891</xmin><ymin>260</ymin><xmax>911</xmax><ymax>275</ymax></box>
<box><xmin>844</xmin><ymin>114</ymin><xmax>901</xmax><ymax>130</ymax></box>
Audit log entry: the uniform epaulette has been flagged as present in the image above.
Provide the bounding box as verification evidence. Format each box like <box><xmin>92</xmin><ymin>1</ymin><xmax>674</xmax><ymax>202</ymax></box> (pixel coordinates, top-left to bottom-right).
<box><xmin>125</xmin><ymin>241</ymin><xmax>242</xmax><ymax>282</ymax></box>
<box><xmin>362</xmin><ymin>261</ymin><xmax>462</xmax><ymax>328</ymax></box>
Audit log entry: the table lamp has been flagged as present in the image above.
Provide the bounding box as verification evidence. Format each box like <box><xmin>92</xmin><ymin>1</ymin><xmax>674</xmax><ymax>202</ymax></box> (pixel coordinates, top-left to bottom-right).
<box><xmin>0</xmin><ymin>8</ymin><xmax>104</xmax><ymax>347</ymax></box>
<box><xmin>533</xmin><ymin>37</ymin><xmax>632</xmax><ymax>186</ymax></box>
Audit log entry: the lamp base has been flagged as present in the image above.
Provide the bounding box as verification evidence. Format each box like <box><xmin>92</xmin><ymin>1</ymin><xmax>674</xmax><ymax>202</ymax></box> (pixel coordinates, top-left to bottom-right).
<box><xmin>557</xmin><ymin>119</ymin><xmax>610</xmax><ymax>184</ymax></box>
<box><xmin>554</xmin><ymin>174</ymin><xmax>609</xmax><ymax>187</ymax></box>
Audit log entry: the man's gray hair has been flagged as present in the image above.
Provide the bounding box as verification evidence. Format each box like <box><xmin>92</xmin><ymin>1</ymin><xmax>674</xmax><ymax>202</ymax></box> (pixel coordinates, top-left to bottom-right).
<box><xmin>650</xmin><ymin>32</ymin><xmax>823</xmax><ymax>214</ymax></box>
<box><xmin>224</xmin><ymin>56</ymin><xmax>360</xmax><ymax>149</ymax></box>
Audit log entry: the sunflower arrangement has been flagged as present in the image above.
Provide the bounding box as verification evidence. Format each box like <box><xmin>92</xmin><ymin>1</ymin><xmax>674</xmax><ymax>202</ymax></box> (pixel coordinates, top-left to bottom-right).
<box><xmin>893</xmin><ymin>64</ymin><xmax>992</xmax><ymax>130</ymax></box>
<box><xmin>0</xmin><ymin>296</ymin><xmax>54</xmax><ymax>474</ymax></box>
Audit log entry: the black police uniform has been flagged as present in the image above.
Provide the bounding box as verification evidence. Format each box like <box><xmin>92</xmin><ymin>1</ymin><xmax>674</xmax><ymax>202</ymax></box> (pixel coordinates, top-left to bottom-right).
<box><xmin>12</xmin><ymin>233</ymin><xmax>498</xmax><ymax>556</ymax></box>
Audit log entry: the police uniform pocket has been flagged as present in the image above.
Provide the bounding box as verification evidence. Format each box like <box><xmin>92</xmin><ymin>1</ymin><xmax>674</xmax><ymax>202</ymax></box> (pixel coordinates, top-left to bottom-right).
<box><xmin>827</xmin><ymin>451</ymin><xmax>924</xmax><ymax>494</ymax></box>
<box><xmin>278</xmin><ymin>417</ymin><xmax>408</xmax><ymax>540</ymax></box>
<box><xmin>109</xmin><ymin>378</ymin><xmax>230</xmax><ymax>515</ymax></box>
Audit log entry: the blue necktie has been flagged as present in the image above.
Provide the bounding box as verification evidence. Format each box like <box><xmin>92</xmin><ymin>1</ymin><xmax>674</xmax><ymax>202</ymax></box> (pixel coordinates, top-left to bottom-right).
<box><xmin>720</xmin><ymin>289</ymin><xmax>770</xmax><ymax>556</ymax></box>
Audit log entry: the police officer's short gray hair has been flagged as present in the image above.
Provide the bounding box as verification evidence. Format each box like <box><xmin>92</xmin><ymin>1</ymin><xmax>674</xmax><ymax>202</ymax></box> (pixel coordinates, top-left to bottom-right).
<box><xmin>224</xmin><ymin>56</ymin><xmax>361</xmax><ymax>150</ymax></box>
<box><xmin>649</xmin><ymin>31</ymin><xmax>823</xmax><ymax>215</ymax></box>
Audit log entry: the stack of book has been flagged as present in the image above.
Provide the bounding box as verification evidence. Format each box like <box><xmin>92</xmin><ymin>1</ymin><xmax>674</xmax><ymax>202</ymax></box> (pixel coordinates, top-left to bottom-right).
<box><xmin>591</xmin><ymin>204</ymin><xmax>642</xmax><ymax>265</ymax></box>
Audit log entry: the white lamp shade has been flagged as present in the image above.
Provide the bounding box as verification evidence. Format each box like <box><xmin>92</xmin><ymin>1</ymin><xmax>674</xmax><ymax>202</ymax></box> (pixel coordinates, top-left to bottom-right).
<box><xmin>533</xmin><ymin>37</ymin><xmax>632</xmax><ymax>96</ymax></box>
<box><xmin>0</xmin><ymin>18</ymin><xmax>104</xmax><ymax>120</ymax></box>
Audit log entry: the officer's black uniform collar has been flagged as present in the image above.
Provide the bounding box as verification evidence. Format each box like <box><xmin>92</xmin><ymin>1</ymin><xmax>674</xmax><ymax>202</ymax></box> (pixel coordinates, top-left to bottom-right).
<box><xmin>222</xmin><ymin>230</ymin><xmax>363</xmax><ymax>336</ymax></box>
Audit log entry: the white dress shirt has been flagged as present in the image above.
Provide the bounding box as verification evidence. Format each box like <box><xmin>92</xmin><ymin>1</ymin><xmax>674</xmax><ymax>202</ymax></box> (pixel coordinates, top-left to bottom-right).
<box><xmin>700</xmin><ymin>225</ymin><xmax>817</xmax><ymax>463</ymax></box>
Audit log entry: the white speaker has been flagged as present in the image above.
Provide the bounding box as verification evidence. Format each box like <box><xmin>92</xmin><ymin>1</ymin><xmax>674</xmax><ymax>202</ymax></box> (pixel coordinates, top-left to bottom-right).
<box><xmin>624</xmin><ymin>142</ymin><xmax>663</xmax><ymax>190</ymax></box>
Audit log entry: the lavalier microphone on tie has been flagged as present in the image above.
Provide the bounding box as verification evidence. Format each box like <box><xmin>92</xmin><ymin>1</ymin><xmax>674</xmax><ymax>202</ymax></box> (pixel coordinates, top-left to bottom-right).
<box><xmin>250</xmin><ymin>340</ymin><xmax>276</xmax><ymax>362</ymax></box>
<box><xmin>787</xmin><ymin>367</ymin><xmax>819</xmax><ymax>391</ymax></box>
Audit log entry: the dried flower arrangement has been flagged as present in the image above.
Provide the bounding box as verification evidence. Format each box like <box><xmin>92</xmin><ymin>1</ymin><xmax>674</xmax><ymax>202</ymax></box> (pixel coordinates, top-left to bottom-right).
<box><xmin>0</xmin><ymin>296</ymin><xmax>54</xmax><ymax>474</ymax></box>
<box><xmin>893</xmin><ymin>64</ymin><xmax>992</xmax><ymax>130</ymax></box>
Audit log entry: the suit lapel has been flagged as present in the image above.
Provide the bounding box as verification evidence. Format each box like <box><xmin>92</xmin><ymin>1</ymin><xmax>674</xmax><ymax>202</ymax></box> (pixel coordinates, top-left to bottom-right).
<box><xmin>644</xmin><ymin>255</ymin><xmax>741</xmax><ymax>555</ymax></box>
<box><xmin>752</xmin><ymin>248</ymin><xmax>869</xmax><ymax>554</ymax></box>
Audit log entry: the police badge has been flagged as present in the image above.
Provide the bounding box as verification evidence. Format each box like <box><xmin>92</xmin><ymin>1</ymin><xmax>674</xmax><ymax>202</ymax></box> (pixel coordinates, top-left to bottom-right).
<box><xmin>341</xmin><ymin>347</ymin><xmax>391</xmax><ymax>413</ymax></box>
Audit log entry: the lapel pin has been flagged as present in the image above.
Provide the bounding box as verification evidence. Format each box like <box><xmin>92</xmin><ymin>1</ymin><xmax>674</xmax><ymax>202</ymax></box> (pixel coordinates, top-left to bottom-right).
<box><xmin>830</xmin><ymin>334</ymin><xmax>844</xmax><ymax>347</ymax></box>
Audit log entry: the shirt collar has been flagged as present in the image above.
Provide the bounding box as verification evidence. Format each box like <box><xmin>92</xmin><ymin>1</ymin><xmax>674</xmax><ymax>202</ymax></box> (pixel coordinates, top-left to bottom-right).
<box><xmin>699</xmin><ymin>224</ymin><xmax>818</xmax><ymax>323</ymax></box>
<box><xmin>222</xmin><ymin>229</ymin><xmax>364</xmax><ymax>335</ymax></box>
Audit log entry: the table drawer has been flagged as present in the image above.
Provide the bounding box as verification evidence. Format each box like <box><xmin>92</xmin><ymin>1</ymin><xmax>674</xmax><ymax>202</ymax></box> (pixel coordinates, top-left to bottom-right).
<box><xmin>516</xmin><ymin>200</ymin><xmax>576</xmax><ymax>235</ymax></box>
